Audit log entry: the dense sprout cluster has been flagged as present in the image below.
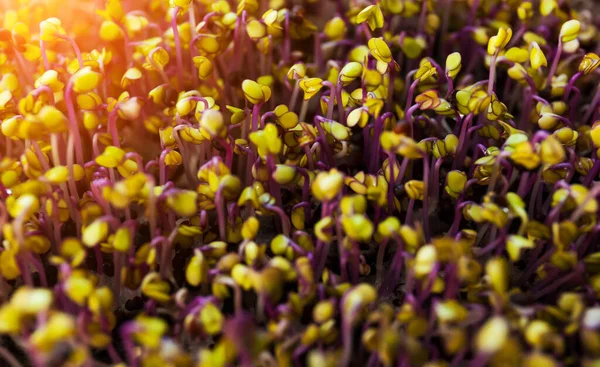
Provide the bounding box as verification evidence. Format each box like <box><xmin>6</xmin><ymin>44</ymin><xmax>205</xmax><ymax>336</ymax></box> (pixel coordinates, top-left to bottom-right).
<box><xmin>2</xmin><ymin>0</ymin><xmax>600</xmax><ymax>366</ymax></box>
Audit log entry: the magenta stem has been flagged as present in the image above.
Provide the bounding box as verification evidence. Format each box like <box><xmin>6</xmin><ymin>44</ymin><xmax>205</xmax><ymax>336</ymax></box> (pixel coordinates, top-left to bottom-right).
<box><xmin>108</xmin><ymin>108</ymin><xmax>120</xmax><ymax>147</ymax></box>
<box><xmin>172</xmin><ymin>7</ymin><xmax>185</xmax><ymax>88</ymax></box>
<box><xmin>564</xmin><ymin>72</ymin><xmax>582</xmax><ymax>100</ymax></box>
<box><xmin>58</xmin><ymin>35</ymin><xmax>84</xmax><ymax>69</ymax></box>
<box><xmin>39</xmin><ymin>39</ymin><xmax>49</xmax><ymax>71</ymax></box>
<box><xmin>215</xmin><ymin>187</ymin><xmax>227</xmax><ymax>241</ymax></box>
<box><xmin>547</xmin><ymin>42</ymin><xmax>562</xmax><ymax>86</ymax></box>
<box><xmin>405</xmin><ymin>78</ymin><xmax>420</xmax><ymax>109</ymax></box>
<box><xmin>65</xmin><ymin>81</ymin><xmax>85</xmax><ymax>167</ymax></box>
<box><xmin>487</xmin><ymin>51</ymin><xmax>498</xmax><ymax>96</ymax></box>
<box><xmin>453</xmin><ymin>113</ymin><xmax>473</xmax><ymax>169</ymax></box>
<box><xmin>336</xmin><ymin>80</ymin><xmax>345</xmax><ymax>122</ymax></box>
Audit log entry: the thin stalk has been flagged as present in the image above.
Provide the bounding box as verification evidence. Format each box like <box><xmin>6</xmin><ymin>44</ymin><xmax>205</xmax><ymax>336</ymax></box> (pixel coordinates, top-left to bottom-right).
<box><xmin>405</xmin><ymin>78</ymin><xmax>420</xmax><ymax>109</ymax></box>
<box><xmin>108</xmin><ymin>108</ymin><xmax>120</xmax><ymax>147</ymax></box>
<box><xmin>65</xmin><ymin>81</ymin><xmax>85</xmax><ymax>166</ymax></box>
<box><xmin>375</xmin><ymin>239</ymin><xmax>388</xmax><ymax>288</ymax></box>
<box><xmin>438</xmin><ymin>0</ymin><xmax>452</xmax><ymax>56</ymax></box>
<box><xmin>546</xmin><ymin>41</ymin><xmax>562</xmax><ymax>86</ymax></box>
<box><xmin>265</xmin><ymin>205</ymin><xmax>291</xmax><ymax>237</ymax></box>
<box><xmin>266</xmin><ymin>154</ymin><xmax>282</xmax><ymax>209</ymax></box>
<box><xmin>528</xmin><ymin>168</ymin><xmax>544</xmax><ymax>217</ymax></box>
<box><xmin>215</xmin><ymin>186</ymin><xmax>227</xmax><ymax>241</ymax></box>
<box><xmin>336</xmin><ymin>79</ymin><xmax>345</xmax><ymax>122</ymax></box>
<box><xmin>584</xmin><ymin>82</ymin><xmax>600</xmax><ymax>124</ymax></box>
<box><xmin>171</xmin><ymin>7</ymin><xmax>185</xmax><ymax>88</ymax></box>
<box><xmin>453</xmin><ymin>114</ymin><xmax>473</xmax><ymax>169</ymax></box>
<box><xmin>340</xmin><ymin>313</ymin><xmax>355</xmax><ymax>367</ymax></box>
<box><xmin>299</xmin><ymin>99</ymin><xmax>309</xmax><ymax>124</ymax></box>
<box><xmin>56</xmin><ymin>35</ymin><xmax>84</xmax><ymax>69</ymax></box>
<box><xmin>405</xmin><ymin>198</ymin><xmax>415</xmax><ymax>224</ymax></box>
<box><xmin>486</xmin><ymin>153</ymin><xmax>508</xmax><ymax>195</ymax></box>
<box><xmin>430</xmin><ymin>157</ymin><xmax>443</xmax><ymax>213</ymax></box>
<box><xmin>487</xmin><ymin>51</ymin><xmax>499</xmax><ymax>96</ymax></box>
<box><xmin>387</xmin><ymin>152</ymin><xmax>397</xmax><ymax>214</ymax></box>
<box><xmin>570</xmin><ymin>184</ymin><xmax>600</xmax><ymax>223</ymax></box>
<box><xmin>0</xmin><ymin>344</ymin><xmax>22</xmax><ymax>367</ymax></box>
<box><xmin>322</xmin><ymin>81</ymin><xmax>336</xmax><ymax>120</ymax></box>
<box><xmin>422</xmin><ymin>154</ymin><xmax>431</xmax><ymax>242</ymax></box>
<box><xmin>289</xmin><ymin>80</ymin><xmax>300</xmax><ymax>112</ymax></box>
<box><xmin>584</xmin><ymin>159</ymin><xmax>600</xmax><ymax>186</ymax></box>
<box><xmin>40</xmin><ymin>39</ymin><xmax>50</xmax><ymax>70</ymax></box>
<box><xmin>564</xmin><ymin>72</ymin><xmax>582</xmax><ymax>100</ymax></box>
<box><xmin>534</xmin><ymin>267</ymin><xmax>582</xmax><ymax>299</ymax></box>
<box><xmin>94</xmin><ymin>245</ymin><xmax>103</xmax><ymax>275</ymax></box>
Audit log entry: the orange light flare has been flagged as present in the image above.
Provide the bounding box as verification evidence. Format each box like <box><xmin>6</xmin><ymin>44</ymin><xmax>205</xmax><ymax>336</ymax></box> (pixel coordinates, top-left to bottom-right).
<box><xmin>0</xmin><ymin>0</ymin><xmax>105</xmax><ymax>48</ymax></box>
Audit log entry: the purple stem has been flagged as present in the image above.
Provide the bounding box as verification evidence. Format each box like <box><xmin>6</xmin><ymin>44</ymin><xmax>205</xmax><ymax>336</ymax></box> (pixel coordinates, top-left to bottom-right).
<box><xmin>449</xmin><ymin>201</ymin><xmax>474</xmax><ymax>237</ymax></box>
<box><xmin>422</xmin><ymin>155</ymin><xmax>431</xmax><ymax>242</ymax></box>
<box><xmin>40</xmin><ymin>39</ymin><xmax>50</xmax><ymax>70</ymax></box>
<box><xmin>58</xmin><ymin>35</ymin><xmax>84</xmax><ymax>70</ymax></box>
<box><xmin>251</xmin><ymin>103</ymin><xmax>261</xmax><ymax>132</ymax></box>
<box><xmin>487</xmin><ymin>52</ymin><xmax>498</xmax><ymax>96</ymax></box>
<box><xmin>336</xmin><ymin>79</ymin><xmax>345</xmax><ymax>122</ymax></box>
<box><xmin>215</xmin><ymin>187</ymin><xmax>227</xmax><ymax>241</ymax></box>
<box><xmin>534</xmin><ymin>266</ymin><xmax>583</xmax><ymax>299</ymax></box>
<box><xmin>430</xmin><ymin>157</ymin><xmax>444</xmax><ymax>212</ymax></box>
<box><xmin>372</xmin><ymin>112</ymin><xmax>394</xmax><ymax>173</ymax></box>
<box><xmin>405</xmin><ymin>78</ymin><xmax>420</xmax><ymax>109</ymax></box>
<box><xmin>314</xmin><ymin>117</ymin><xmax>335</xmax><ymax>167</ymax></box>
<box><xmin>29</xmin><ymin>253</ymin><xmax>47</xmax><ymax>287</ymax></box>
<box><xmin>94</xmin><ymin>245</ymin><xmax>103</xmax><ymax>275</ymax></box>
<box><xmin>32</xmin><ymin>86</ymin><xmax>55</xmax><ymax>104</ymax></box>
<box><xmin>584</xmin><ymin>86</ymin><xmax>600</xmax><ymax>124</ymax></box>
<box><xmin>453</xmin><ymin>114</ymin><xmax>473</xmax><ymax>169</ymax></box>
<box><xmin>172</xmin><ymin>7</ymin><xmax>185</xmax><ymax>88</ymax></box>
<box><xmin>546</xmin><ymin>42</ymin><xmax>562</xmax><ymax>86</ymax></box>
<box><xmin>387</xmin><ymin>152</ymin><xmax>397</xmax><ymax>214</ymax></box>
<box><xmin>564</xmin><ymin>72</ymin><xmax>582</xmax><ymax>100</ymax></box>
<box><xmin>405</xmin><ymin>199</ymin><xmax>415</xmax><ymax>224</ymax></box>
<box><xmin>266</xmin><ymin>205</ymin><xmax>291</xmax><ymax>237</ymax></box>
<box><xmin>584</xmin><ymin>159</ymin><xmax>600</xmax><ymax>186</ymax></box>
<box><xmin>380</xmin><ymin>234</ymin><xmax>405</xmax><ymax>295</ymax></box>
<box><xmin>108</xmin><ymin>108</ymin><xmax>120</xmax><ymax>147</ymax></box>
<box><xmin>283</xmin><ymin>13</ymin><xmax>291</xmax><ymax>63</ymax></box>
<box><xmin>65</xmin><ymin>81</ymin><xmax>85</xmax><ymax>167</ymax></box>
<box><xmin>375</xmin><ymin>239</ymin><xmax>388</xmax><ymax>288</ymax></box>
<box><xmin>159</xmin><ymin>149</ymin><xmax>171</xmax><ymax>185</ymax></box>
